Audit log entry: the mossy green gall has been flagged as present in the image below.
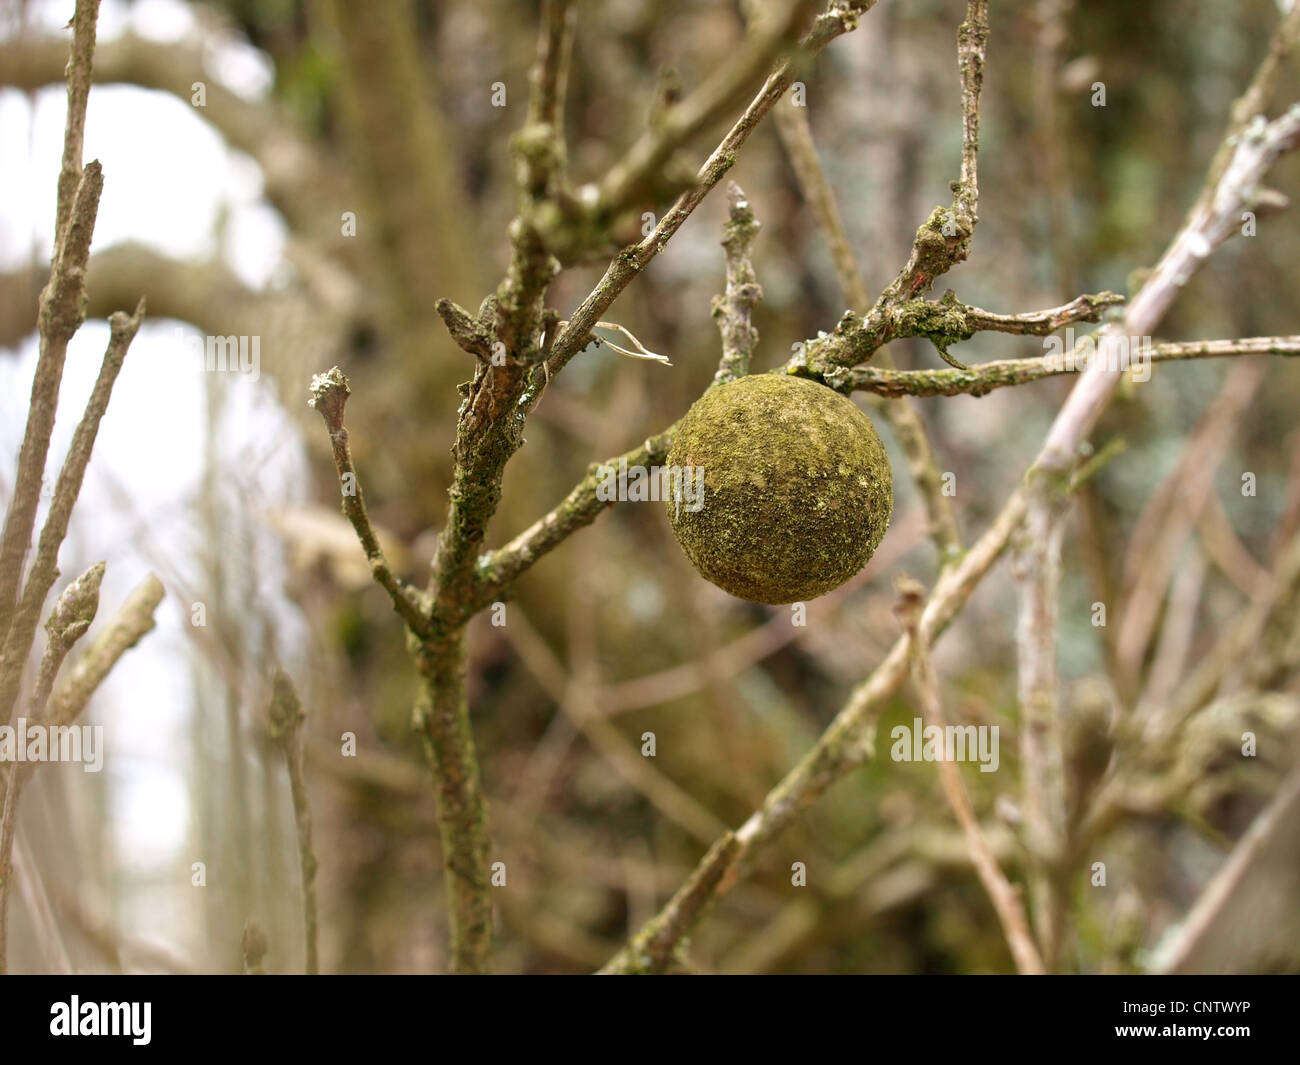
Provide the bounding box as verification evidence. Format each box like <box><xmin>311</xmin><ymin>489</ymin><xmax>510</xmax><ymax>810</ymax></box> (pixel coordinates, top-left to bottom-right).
<box><xmin>665</xmin><ymin>373</ymin><xmax>893</xmax><ymax>604</ymax></box>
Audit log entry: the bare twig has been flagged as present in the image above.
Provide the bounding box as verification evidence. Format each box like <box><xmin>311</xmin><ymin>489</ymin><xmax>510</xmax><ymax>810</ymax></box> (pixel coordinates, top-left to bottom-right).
<box><xmin>712</xmin><ymin>183</ymin><xmax>763</xmax><ymax>384</ymax></box>
<box><xmin>1035</xmin><ymin>106</ymin><xmax>1300</xmax><ymax>479</ymax></box>
<box><xmin>528</xmin><ymin>0</ymin><xmax>577</xmax><ymax>133</ymax></box>
<box><xmin>308</xmin><ymin>364</ymin><xmax>493</xmax><ymax>975</ymax></box>
<box><xmin>0</xmin><ymin>302</ymin><xmax>144</xmax><ymax>726</ymax></box>
<box><xmin>0</xmin><ymin>2</ymin><xmax>102</xmax><ymax>645</ymax></box>
<box><xmin>46</xmin><ymin>574</ymin><xmax>164</xmax><ymax>729</ymax></box>
<box><xmin>472</xmin><ymin>427</ymin><xmax>676</xmax><ymax>612</ymax></box>
<box><xmin>1011</xmin><ymin>482</ymin><xmax>1070</xmax><ymax>968</ymax></box>
<box><xmin>0</xmin><ymin>162</ymin><xmax>102</xmax><ymax>657</ymax></box>
<box><xmin>53</xmin><ymin>0</ymin><xmax>100</xmax><ymax>244</ymax></box>
<box><xmin>307</xmin><ymin>368</ymin><xmax>429</xmax><ymax>635</ymax></box>
<box><xmin>1009</xmin><ymin>16</ymin><xmax>1300</xmax><ymax>965</ymax></box>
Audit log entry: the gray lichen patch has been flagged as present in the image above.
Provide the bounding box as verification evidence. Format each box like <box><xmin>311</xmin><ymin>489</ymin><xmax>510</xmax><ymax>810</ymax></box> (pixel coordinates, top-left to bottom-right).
<box><xmin>665</xmin><ymin>374</ymin><xmax>893</xmax><ymax>604</ymax></box>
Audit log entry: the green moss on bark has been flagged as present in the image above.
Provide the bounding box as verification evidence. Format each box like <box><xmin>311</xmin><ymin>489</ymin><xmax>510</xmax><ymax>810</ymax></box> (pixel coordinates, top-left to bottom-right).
<box><xmin>665</xmin><ymin>374</ymin><xmax>893</xmax><ymax>604</ymax></box>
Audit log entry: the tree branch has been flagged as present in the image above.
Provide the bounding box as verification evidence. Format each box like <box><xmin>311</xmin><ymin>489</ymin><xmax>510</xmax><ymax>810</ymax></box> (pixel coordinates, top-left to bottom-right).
<box><xmin>840</xmin><ymin>335</ymin><xmax>1300</xmax><ymax>398</ymax></box>
<box><xmin>307</xmin><ymin>368</ymin><xmax>430</xmax><ymax>635</ymax></box>
<box><xmin>0</xmin><ymin>296</ymin><xmax>142</xmax><ymax>728</ymax></box>
<box><xmin>0</xmin><ymin>159</ymin><xmax>102</xmax><ymax>658</ymax></box>
<box><xmin>594</xmin><ymin>0</ymin><xmax>823</xmax><ymax>219</ymax></box>
<box><xmin>711</xmin><ymin>183</ymin><xmax>763</xmax><ymax>384</ymax></box>
<box><xmin>547</xmin><ymin>0</ymin><xmax>878</xmax><ymax>377</ymax></box>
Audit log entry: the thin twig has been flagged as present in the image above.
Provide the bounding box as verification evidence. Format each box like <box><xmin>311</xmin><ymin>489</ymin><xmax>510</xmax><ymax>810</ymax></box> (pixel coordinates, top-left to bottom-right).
<box><xmin>54</xmin><ymin>0</ymin><xmax>100</xmax><ymax>245</ymax></box>
<box><xmin>712</xmin><ymin>182</ymin><xmax>763</xmax><ymax>384</ymax></box>
<box><xmin>0</xmin><ymin>301</ymin><xmax>144</xmax><ymax>726</ymax></box>
<box><xmin>307</xmin><ymin>368</ymin><xmax>429</xmax><ymax>635</ymax></box>
<box><xmin>527</xmin><ymin>0</ymin><xmax>576</xmax><ymax>133</ymax></box>
<box><xmin>794</xmin><ymin>0</ymin><xmax>994</xmax><ymax>374</ymax></box>
<box><xmin>595</xmin><ymin>0</ymin><xmax>823</xmax><ymax>216</ymax></box>
<box><xmin>472</xmin><ymin>426</ymin><xmax>676</xmax><ymax>613</ymax></box>
<box><xmin>0</xmin><ymin>0</ymin><xmax>101</xmax><ymax>647</ymax></box>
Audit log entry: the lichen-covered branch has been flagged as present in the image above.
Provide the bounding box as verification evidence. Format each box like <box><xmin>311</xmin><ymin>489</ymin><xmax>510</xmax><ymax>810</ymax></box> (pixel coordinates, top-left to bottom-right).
<box><xmin>798</xmin><ymin>287</ymin><xmax>1122</xmax><ymax>375</ymax></box>
<box><xmin>793</xmin><ymin>0</ymin><xmax>991</xmax><ymax>374</ymax></box>
<box><xmin>956</xmin><ymin>0</ymin><xmax>989</xmax><ymax>218</ymax></box>
<box><xmin>409</xmin><ymin>631</ymin><xmax>493</xmax><ymax>973</ymax></box>
<box><xmin>398</xmin><ymin>7</ymin><xmax>879</xmax><ymax>971</ymax></box>
<box><xmin>472</xmin><ymin>427</ymin><xmax>676</xmax><ymax>615</ymax></box>
<box><xmin>711</xmin><ymin>183</ymin><xmax>763</xmax><ymax>384</ymax></box>
<box><xmin>840</xmin><ymin>335</ymin><xmax>1300</xmax><ymax>398</ymax></box>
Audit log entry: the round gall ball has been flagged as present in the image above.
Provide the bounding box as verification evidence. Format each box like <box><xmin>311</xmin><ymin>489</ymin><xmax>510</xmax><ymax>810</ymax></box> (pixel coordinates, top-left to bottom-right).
<box><xmin>665</xmin><ymin>373</ymin><xmax>893</xmax><ymax>604</ymax></box>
